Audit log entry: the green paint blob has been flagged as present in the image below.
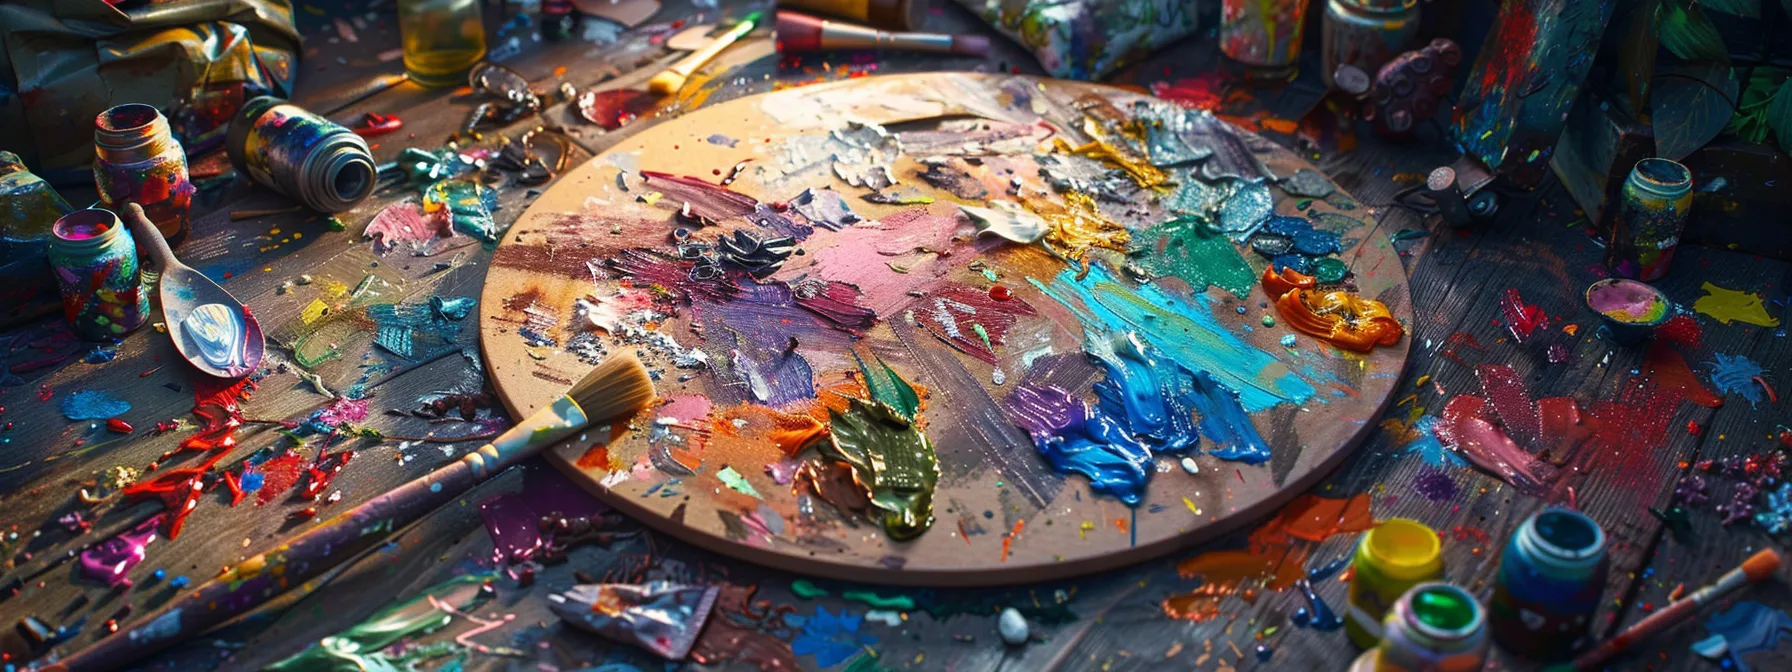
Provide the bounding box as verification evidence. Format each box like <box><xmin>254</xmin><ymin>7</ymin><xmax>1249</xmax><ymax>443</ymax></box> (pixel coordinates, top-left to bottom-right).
<box><xmin>717</xmin><ymin>466</ymin><xmax>762</xmax><ymax>499</ymax></box>
<box><xmin>842</xmin><ymin>589</ymin><xmax>917</xmax><ymax>610</ymax></box>
<box><xmin>824</xmin><ymin>396</ymin><xmax>939</xmax><ymax>541</ymax></box>
<box><xmin>854</xmin><ymin>352</ymin><xmax>920</xmax><ymax>420</ymax></box>
<box><xmin>1135</xmin><ymin>216</ymin><xmax>1256</xmax><ymax>299</ymax></box>
<box><xmin>265</xmin><ymin>572</ymin><xmax>494</xmax><ymax>672</ymax></box>
<box><xmin>1310</xmin><ymin>257</ymin><xmax>1349</xmax><ymax>283</ymax></box>
<box><xmin>791</xmin><ymin>579</ymin><xmax>829</xmax><ymax>599</ymax></box>
<box><xmin>1411</xmin><ymin>585</ymin><xmax>1477</xmax><ymax>632</ymax></box>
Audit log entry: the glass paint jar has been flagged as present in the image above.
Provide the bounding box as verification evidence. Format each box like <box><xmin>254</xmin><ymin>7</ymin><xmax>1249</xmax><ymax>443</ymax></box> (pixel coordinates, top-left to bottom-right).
<box><xmin>1488</xmin><ymin>508</ymin><xmax>1608</xmax><ymax>661</ymax></box>
<box><xmin>399</xmin><ymin>0</ymin><xmax>487</xmax><ymax>88</ymax></box>
<box><xmin>0</xmin><ymin>151</ymin><xmax>73</xmax><ymax>327</ymax></box>
<box><xmin>94</xmin><ymin>104</ymin><xmax>195</xmax><ymax>248</ymax></box>
<box><xmin>1220</xmin><ymin>0</ymin><xmax>1314</xmax><ymax>77</ymax></box>
<box><xmin>1607</xmin><ymin>158</ymin><xmax>1692</xmax><ymax>282</ymax></box>
<box><xmin>1346</xmin><ymin>518</ymin><xmax>1444</xmax><ymax>648</ymax></box>
<box><xmin>49</xmin><ymin>209</ymin><xmax>148</xmax><ymax>341</ymax></box>
<box><xmin>1348</xmin><ymin>582</ymin><xmax>1488</xmax><ymax>672</ymax></box>
<box><xmin>1321</xmin><ymin>0</ymin><xmax>1420</xmax><ymax>89</ymax></box>
<box><xmin>226</xmin><ymin>97</ymin><xmax>377</xmax><ymax>213</ymax></box>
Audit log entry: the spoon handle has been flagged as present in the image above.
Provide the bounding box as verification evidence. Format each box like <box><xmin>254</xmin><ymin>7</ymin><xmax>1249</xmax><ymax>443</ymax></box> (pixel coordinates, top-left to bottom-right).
<box><xmin>120</xmin><ymin>203</ymin><xmax>181</xmax><ymax>273</ymax></box>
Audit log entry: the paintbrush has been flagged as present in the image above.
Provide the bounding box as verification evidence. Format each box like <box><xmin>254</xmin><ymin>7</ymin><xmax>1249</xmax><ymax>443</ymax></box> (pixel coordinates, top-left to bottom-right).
<box><xmin>648</xmin><ymin>11</ymin><xmax>762</xmax><ymax>95</ymax></box>
<box><xmin>42</xmin><ymin>352</ymin><xmax>654</xmax><ymax>672</ymax></box>
<box><xmin>1569</xmin><ymin>548</ymin><xmax>1782</xmax><ymax>670</ymax></box>
<box><xmin>775</xmin><ymin>11</ymin><xmax>989</xmax><ymax>57</ymax></box>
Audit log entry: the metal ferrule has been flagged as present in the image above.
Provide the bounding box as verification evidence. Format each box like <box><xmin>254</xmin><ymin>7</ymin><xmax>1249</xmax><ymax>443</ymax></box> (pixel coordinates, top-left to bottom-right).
<box><xmin>462</xmin><ymin>395</ymin><xmax>589</xmax><ymax>477</ymax></box>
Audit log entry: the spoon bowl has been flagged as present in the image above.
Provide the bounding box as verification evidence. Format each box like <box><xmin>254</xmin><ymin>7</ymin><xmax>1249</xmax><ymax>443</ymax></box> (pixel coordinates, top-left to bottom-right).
<box><xmin>121</xmin><ymin>204</ymin><xmax>264</xmax><ymax>379</ymax></box>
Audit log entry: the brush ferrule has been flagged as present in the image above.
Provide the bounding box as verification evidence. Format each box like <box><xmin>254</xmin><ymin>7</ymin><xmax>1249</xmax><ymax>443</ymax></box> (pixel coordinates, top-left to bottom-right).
<box><xmin>818</xmin><ymin>23</ymin><xmax>954</xmax><ymax>52</ymax></box>
<box><xmin>463</xmin><ymin>396</ymin><xmax>589</xmax><ymax>477</ymax></box>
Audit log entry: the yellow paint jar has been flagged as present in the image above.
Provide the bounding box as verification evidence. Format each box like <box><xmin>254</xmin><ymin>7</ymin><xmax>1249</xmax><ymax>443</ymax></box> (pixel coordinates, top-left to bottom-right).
<box><xmin>1345</xmin><ymin>518</ymin><xmax>1443</xmax><ymax>648</ymax></box>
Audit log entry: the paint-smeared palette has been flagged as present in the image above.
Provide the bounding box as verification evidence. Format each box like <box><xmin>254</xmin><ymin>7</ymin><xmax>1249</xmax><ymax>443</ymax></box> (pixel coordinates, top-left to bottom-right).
<box><xmin>480</xmin><ymin>73</ymin><xmax>1410</xmax><ymax>585</ymax></box>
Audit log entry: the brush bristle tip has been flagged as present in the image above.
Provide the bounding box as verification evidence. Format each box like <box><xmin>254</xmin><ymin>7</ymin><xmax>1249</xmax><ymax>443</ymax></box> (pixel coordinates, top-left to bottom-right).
<box><xmin>1743</xmin><ymin>548</ymin><xmax>1782</xmax><ymax>580</ymax></box>
<box><xmin>568</xmin><ymin>351</ymin><xmax>655</xmax><ymax>422</ymax></box>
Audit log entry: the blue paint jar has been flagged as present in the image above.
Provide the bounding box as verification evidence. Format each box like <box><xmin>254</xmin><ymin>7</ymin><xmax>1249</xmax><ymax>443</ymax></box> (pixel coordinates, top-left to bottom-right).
<box><xmin>1488</xmin><ymin>508</ymin><xmax>1608</xmax><ymax>661</ymax></box>
<box><xmin>49</xmin><ymin>209</ymin><xmax>148</xmax><ymax>341</ymax></box>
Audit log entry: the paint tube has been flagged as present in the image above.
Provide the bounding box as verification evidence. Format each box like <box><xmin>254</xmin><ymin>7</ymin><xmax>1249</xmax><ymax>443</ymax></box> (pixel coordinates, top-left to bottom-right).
<box><xmin>548</xmin><ymin>582</ymin><xmax>720</xmax><ymax>660</ymax></box>
<box><xmin>226</xmin><ymin>97</ymin><xmax>377</xmax><ymax>213</ymax></box>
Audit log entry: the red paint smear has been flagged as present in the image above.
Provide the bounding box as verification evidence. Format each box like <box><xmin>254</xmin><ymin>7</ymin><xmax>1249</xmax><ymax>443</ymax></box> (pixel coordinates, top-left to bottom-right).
<box><xmin>1476</xmin><ymin>364</ymin><xmax>1541</xmax><ymax>447</ymax></box>
<box><xmin>907</xmin><ymin>284</ymin><xmax>1038</xmax><ymax>365</ymax></box>
<box><xmin>1150</xmin><ymin>72</ymin><xmax>1227</xmax><ymax>111</ymax></box>
<box><xmin>302</xmin><ymin>450</ymin><xmax>356</xmax><ymax>500</ymax></box>
<box><xmin>640</xmin><ymin>171</ymin><xmax>756</xmax><ymax>224</ymax></box>
<box><xmin>1657</xmin><ymin>314</ymin><xmax>1703</xmax><ymax>349</ymax></box>
<box><xmin>1644</xmin><ymin>342</ymin><xmax>1723</xmax><ymax>408</ymax></box>
<box><xmin>121</xmin><ymin>461</ymin><xmax>215</xmax><ymax>540</ymax></box>
<box><xmin>1167</xmin><ymin>492</ymin><xmax>1373</xmax><ymax>618</ymax></box>
<box><xmin>182</xmin><ymin>378</ymin><xmax>255</xmax><ymax>453</ymax></box>
<box><xmin>1440</xmin><ymin>332</ymin><xmax>1486</xmax><ymax>367</ymax></box>
<box><xmin>1500</xmin><ymin>288</ymin><xmax>1547</xmax><ymax>342</ymax></box>
<box><xmin>577</xmin><ymin>88</ymin><xmax>656</xmax><ymax>130</ymax></box>
<box><xmin>256</xmin><ymin>452</ymin><xmax>308</xmax><ymax>505</ymax></box>
<box><xmin>222</xmin><ymin>470</ymin><xmax>246</xmax><ymax>506</ymax></box>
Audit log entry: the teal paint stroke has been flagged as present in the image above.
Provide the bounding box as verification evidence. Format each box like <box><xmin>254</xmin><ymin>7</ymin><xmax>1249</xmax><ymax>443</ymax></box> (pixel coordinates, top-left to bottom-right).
<box><xmin>1030</xmin><ymin>262</ymin><xmax>1314</xmax><ymax>412</ymax></box>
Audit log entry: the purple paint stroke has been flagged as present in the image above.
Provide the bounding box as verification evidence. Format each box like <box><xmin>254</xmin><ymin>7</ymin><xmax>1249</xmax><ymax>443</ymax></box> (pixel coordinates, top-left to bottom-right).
<box><xmin>605</xmin><ymin>248</ymin><xmax>738</xmax><ymax>304</ymax></box>
<box><xmin>78</xmin><ymin>515</ymin><xmax>162</xmax><ymax>587</ymax></box>
<box><xmin>640</xmin><ymin>171</ymin><xmax>810</xmax><ymax>239</ymax></box>
<box><xmin>789</xmin><ymin>188</ymin><xmax>861</xmax><ymax>231</ymax></box>
<box><xmin>478</xmin><ymin>466</ymin><xmax>608</xmax><ymax>565</ymax></box>
<box><xmin>906</xmin><ymin>284</ymin><xmax>1038</xmax><ymax>365</ymax></box>
<box><xmin>790</xmin><ymin>280</ymin><xmax>876</xmax><ymax>330</ymax></box>
<box><xmin>1415</xmin><ymin>468</ymin><xmax>1460</xmax><ymax>502</ymax></box>
<box><xmin>729</xmin><ymin>340</ymin><xmax>815</xmax><ymax>406</ymax></box>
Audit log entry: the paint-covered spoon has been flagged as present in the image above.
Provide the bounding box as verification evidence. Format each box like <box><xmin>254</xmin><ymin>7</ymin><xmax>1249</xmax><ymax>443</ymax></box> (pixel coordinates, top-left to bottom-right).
<box><xmin>121</xmin><ymin>203</ymin><xmax>264</xmax><ymax>379</ymax></box>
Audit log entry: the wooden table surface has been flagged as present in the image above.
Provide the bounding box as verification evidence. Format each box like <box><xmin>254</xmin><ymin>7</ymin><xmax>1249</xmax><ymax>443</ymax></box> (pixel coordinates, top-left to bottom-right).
<box><xmin>2</xmin><ymin>1</ymin><xmax>1787</xmax><ymax>670</ymax></box>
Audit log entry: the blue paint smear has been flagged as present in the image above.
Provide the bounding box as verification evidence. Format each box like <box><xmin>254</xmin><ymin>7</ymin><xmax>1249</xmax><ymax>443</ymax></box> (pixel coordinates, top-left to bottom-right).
<box><xmin>1708</xmin><ymin>353</ymin><xmax>1767</xmax><ymax>407</ymax></box>
<box><xmin>1010</xmin><ymin>383</ymin><xmax>1156</xmax><ymax>506</ymax></box>
<box><xmin>1188</xmin><ymin>369</ymin><xmax>1272</xmax><ymax>464</ymax></box>
<box><xmin>1404</xmin><ymin>416</ymin><xmax>1468</xmax><ymax>467</ymax></box>
<box><xmin>239</xmin><ymin>471</ymin><xmax>265</xmax><ymax>492</ymax></box>
<box><xmin>791</xmin><ymin>607</ymin><xmax>877</xmax><ymax>669</ymax></box>
<box><xmin>1030</xmin><ymin>263</ymin><xmax>1314</xmax><ymax>412</ymax></box>
<box><xmin>1294</xmin><ymin>579</ymin><xmax>1344</xmax><ymax>631</ymax></box>
<box><xmin>1702</xmin><ymin>601</ymin><xmax>1792</xmax><ymax>672</ymax></box>
<box><xmin>60</xmin><ymin>390</ymin><xmax>130</xmax><ymax>420</ymax></box>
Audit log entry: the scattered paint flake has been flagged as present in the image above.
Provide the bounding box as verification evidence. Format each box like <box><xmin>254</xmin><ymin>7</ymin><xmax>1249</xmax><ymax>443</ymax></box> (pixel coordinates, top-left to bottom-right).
<box><xmin>1693</xmin><ymin>282</ymin><xmax>1780</xmax><ymax>326</ymax></box>
<box><xmin>60</xmin><ymin>390</ymin><xmax>131</xmax><ymax>420</ymax></box>
<box><xmin>1708</xmin><ymin>353</ymin><xmax>1769</xmax><ymax>406</ymax></box>
<box><xmin>717</xmin><ymin>466</ymin><xmax>762</xmax><ymax>499</ymax></box>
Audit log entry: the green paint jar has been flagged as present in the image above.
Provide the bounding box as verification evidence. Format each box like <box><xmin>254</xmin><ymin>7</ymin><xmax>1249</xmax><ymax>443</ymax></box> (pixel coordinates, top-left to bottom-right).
<box><xmin>1346</xmin><ymin>518</ymin><xmax>1444</xmax><ymax>648</ymax></box>
<box><xmin>1348</xmin><ymin>582</ymin><xmax>1489</xmax><ymax>672</ymax></box>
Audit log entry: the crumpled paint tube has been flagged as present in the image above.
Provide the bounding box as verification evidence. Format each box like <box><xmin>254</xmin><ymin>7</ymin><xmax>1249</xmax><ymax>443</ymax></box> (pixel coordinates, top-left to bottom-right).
<box><xmin>263</xmin><ymin>572</ymin><xmax>496</xmax><ymax>672</ymax></box>
<box><xmin>549</xmin><ymin>582</ymin><xmax>720</xmax><ymax>660</ymax></box>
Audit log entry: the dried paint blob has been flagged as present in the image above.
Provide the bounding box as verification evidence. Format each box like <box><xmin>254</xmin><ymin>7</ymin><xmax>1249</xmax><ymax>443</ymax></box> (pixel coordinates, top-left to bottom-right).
<box><xmin>183</xmin><ymin>303</ymin><xmax>250</xmax><ymax>374</ymax></box>
<box><xmin>1693</xmin><ymin>282</ymin><xmax>1780</xmax><ymax>327</ymax></box>
<box><xmin>77</xmin><ymin>515</ymin><xmax>161</xmax><ymax>586</ymax></box>
<box><xmin>60</xmin><ymin>389</ymin><xmax>131</xmax><ymax>420</ymax></box>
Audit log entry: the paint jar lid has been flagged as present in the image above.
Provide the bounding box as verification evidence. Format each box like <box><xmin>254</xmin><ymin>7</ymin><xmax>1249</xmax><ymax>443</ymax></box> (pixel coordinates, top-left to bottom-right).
<box><xmin>1525</xmin><ymin>508</ymin><xmax>1606</xmax><ymax>564</ymax></box>
<box><xmin>1402</xmin><ymin>582</ymin><xmax>1484</xmax><ymax>640</ymax></box>
<box><xmin>1628</xmin><ymin>158</ymin><xmax>1692</xmax><ymax>198</ymax></box>
<box><xmin>51</xmin><ymin>208</ymin><xmax>127</xmax><ymax>253</ymax></box>
<box><xmin>1362</xmin><ymin>518</ymin><xmax>1442</xmax><ymax>580</ymax></box>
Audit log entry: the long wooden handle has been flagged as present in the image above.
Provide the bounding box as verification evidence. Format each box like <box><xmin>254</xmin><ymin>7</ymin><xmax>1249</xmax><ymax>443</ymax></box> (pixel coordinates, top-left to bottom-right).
<box><xmin>666</xmin><ymin>12</ymin><xmax>759</xmax><ymax>77</ymax></box>
<box><xmin>46</xmin><ymin>396</ymin><xmax>593</xmax><ymax>671</ymax></box>
<box><xmin>119</xmin><ymin>203</ymin><xmax>181</xmax><ymax>273</ymax></box>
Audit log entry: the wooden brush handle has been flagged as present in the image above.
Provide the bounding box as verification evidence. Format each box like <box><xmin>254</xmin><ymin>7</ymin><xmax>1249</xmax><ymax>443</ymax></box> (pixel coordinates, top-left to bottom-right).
<box><xmin>119</xmin><ymin>203</ymin><xmax>181</xmax><ymax>273</ymax></box>
<box><xmin>46</xmin><ymin>397</ymin><xmax>593</xmax><ymax>671</ymax></box>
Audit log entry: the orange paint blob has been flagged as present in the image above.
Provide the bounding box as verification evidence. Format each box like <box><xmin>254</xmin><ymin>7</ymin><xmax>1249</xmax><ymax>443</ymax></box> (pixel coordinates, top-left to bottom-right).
<box><xmin>1168</xmin><ymin>492</ymin><xmax>1375</xmax><ymax>616</ymax></box>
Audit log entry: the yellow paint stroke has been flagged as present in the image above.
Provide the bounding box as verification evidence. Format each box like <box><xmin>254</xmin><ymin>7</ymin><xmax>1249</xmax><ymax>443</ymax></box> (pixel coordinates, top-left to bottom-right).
<box><xmin>1025</xmin><ymin>191</ymin><xmax>1131</xmax><ymax>268</ymax></box>
<box><xmin>1693</xmin><ymin>282</ymin><xmax>1780</xmax><ymax>326</ymax></box>
<box><xmin>299</xmin><ymin>298</ymin><xmax>330</xmax><ymax>325</ymax></box>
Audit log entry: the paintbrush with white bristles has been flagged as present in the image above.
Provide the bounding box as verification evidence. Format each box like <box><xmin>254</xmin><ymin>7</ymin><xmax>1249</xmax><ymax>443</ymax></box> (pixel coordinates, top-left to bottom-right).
<box><xmin>45</xmin><ymin>352</ymin><xmax>654</xmax><ymax>672</ymax></box>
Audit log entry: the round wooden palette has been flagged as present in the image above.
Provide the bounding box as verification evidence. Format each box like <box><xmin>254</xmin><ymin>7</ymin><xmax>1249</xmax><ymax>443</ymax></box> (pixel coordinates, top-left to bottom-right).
<box><xmin>480</xmin><ymin>73</ymin><xmax>1411</xmax><ymax>586</ymax></box>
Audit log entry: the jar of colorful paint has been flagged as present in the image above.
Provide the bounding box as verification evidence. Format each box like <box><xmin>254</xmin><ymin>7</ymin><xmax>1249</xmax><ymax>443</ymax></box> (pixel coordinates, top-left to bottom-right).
<box><xmin>1347</xmin><ymin>582</ymin><xmax>1488</xmax><ymax>672</ymax></box>
<box><xmin>226</xmin><ymin>97</ymin><xmax>377</xmax><ymax>213</ymax></box>
<box><xmin>1346</xmin><ymin>518</ymin><xmax>1444</xmax><ymax>648</ymax></box>
<box><xmin>94</xmin><ymin>104</ymin><xmax>195</xmax><ymax>248</ymax></box>
<box><xmin>1220</xmin><ymin>0</ymin><xmax>1314</xmax><ymax>78</ymax></box>
<box><xmin>1321</xmin><ymin>0</ymin><xmax>1420</xmax><ymax>89</ymax></box>
<box><xmin>1606</xmin><ymin>158</ymin><xmax>1692</xmax><ymax>281</ymax></box>
<box><xmin>1488</xmin><ymin>508</ymin><xmax>1608</xmax><ymax>661</ymax></box>
<box><xmin>48</xmin><ymin>209</ymin><xmax>148</xmax><ymax>341</ymax></box>
<box><xmin>1584</xmin><ymin>278</ymin><xmax>1669</xmax><ymax>346</ymax></box>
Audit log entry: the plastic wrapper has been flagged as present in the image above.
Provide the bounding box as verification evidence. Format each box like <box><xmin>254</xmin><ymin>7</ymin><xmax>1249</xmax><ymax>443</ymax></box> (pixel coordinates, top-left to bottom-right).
<box><xmin>549</xmin><ymin>582</ymin><xmax>721</xmax><ymax>660</ymax></box>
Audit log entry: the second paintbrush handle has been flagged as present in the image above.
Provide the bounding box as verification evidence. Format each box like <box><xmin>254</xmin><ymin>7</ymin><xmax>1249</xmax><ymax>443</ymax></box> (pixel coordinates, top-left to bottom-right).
<box><xmin>1572</xmin><ymin>597</ymin><xmax>1701</xmax><ymax>670</ymax></box>
<box><xmin>666</xmin><ymin>13</ymin><xmax>759</xmax><ymax>78</ymax></box>
<box><xmin>45</xmin><ymin>397</ymin><xmax>592</xmax><ymax>672</ymax></box>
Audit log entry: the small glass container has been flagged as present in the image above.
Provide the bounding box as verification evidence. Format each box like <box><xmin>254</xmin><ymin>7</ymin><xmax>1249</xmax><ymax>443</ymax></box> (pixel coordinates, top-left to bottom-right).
<box><xmin>49</xmin><ymin>209</ymin><xmax>149</xmax><ymax>341</ymax></box>
<box><xmin>399</xmin><ymin>0</ymin><xmax>488</xmax><ymax>88</ymax></box>
<box><xmin>94</xmin><ymin>104</ymin><xmax>194</xmax><ymax>248</ymax></box>
<box><xmin>1221</xmin><ymin>0</ymin><xmax>1315</xmax><ymax>79</ymax></box>
<box><xmin>1607</xmin><ymin>158</ymin><xmax>1692</xmax><ymax>281</ymax></box>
